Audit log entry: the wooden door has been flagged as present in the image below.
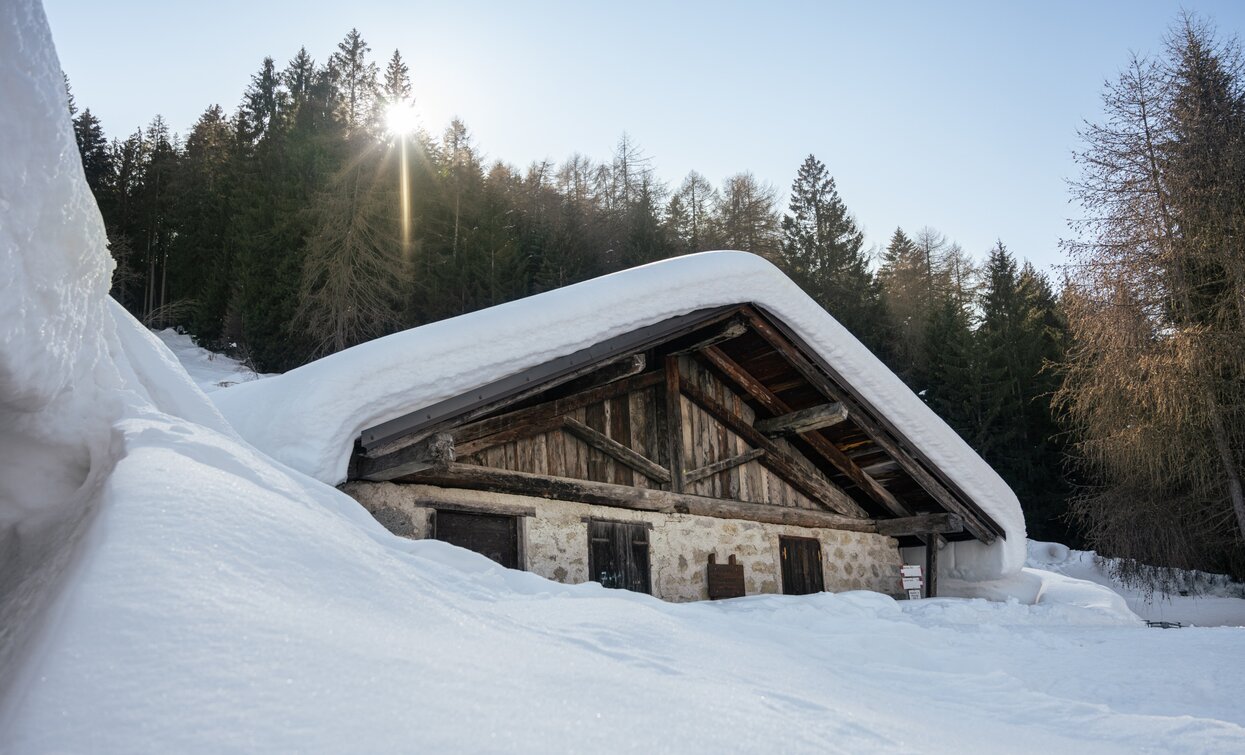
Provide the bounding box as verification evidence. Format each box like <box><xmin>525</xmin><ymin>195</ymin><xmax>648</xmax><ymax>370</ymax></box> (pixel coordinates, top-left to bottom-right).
<box><xmin>780</xmin><ymin>536</ymin><xmax>824</xmax><ymax>595</ymax></box>
<box><xmin>434</xmin><ymin>510</ymin><xmax>519</xmax><ymax>569</ymax></box>
<box><xmin>588</xmin><ymin>520</ymin><xmax>651</xmax><ymax>594</ymax></box>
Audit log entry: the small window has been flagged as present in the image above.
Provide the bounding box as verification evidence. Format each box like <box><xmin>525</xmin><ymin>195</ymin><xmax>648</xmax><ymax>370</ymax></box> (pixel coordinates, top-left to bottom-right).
<box><xmin>779</xmin><ymin>536</ymin><xmax>824</xmax><ymax>595</ymax></box>
<box><xmin>434</xmin><ymin>510</ymin><xmax>520</xmax><ymax>569</ymax></box>
<box><xmin>588</xmin><ymin>520</ymin><xmax>651</xmax><ymax>594</ymax></box>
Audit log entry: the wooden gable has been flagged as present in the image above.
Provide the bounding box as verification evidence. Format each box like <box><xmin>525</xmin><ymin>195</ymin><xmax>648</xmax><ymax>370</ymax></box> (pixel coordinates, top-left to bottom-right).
<box><xmin>348</xmin><ymin>305</ymin><xmax>1004</xmax><ymax>545</ymax></box>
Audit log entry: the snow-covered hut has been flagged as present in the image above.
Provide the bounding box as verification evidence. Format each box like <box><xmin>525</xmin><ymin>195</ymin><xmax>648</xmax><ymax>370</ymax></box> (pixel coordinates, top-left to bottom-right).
<box><xmin>215</xmin><ymin>252</ymin><xmax>1024</xmax><ymax>600</ymax></box>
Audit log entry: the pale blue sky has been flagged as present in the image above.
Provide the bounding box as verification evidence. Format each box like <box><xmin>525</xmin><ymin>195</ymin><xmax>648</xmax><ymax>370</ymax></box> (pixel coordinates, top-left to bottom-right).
<box><xmin>44</xmin><ymin>1</ymin><xmax>1245</xmax><ymax>273</ymax></box>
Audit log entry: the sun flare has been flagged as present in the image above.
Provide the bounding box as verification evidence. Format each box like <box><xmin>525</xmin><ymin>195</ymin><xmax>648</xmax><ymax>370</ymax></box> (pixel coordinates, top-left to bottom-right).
<box><xmin>384</xmin><ymin>100</ymin><xmax>419</xmax><ymax>136</ymax></box>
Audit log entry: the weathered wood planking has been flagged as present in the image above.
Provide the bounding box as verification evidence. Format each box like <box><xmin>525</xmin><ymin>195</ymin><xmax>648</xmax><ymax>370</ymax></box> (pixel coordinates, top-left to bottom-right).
<box><xmin>444</xmin><ymin>354</ymin><xmax>867</xmax><ymax>518</ymax></box>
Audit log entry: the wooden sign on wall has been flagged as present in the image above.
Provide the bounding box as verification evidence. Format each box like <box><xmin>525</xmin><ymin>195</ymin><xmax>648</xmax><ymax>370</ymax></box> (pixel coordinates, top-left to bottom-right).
<box><xmin>707</xmin><ymin>553</ymin><xmax>746</xmax><ymax>600</ymax></box>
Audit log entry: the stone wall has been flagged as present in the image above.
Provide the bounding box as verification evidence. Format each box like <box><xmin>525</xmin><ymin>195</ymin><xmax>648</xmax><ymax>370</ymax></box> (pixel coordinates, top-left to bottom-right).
<box><xmin>342</xmin><ymin>481</ymin><xmax>903</xmax><ymax>602</ymax></box>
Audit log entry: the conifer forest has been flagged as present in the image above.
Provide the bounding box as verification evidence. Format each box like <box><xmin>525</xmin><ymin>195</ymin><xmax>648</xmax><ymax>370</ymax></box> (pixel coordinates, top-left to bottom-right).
<box><xmin>66</xmin><ymin>17</ymin><xmax>1245</xmax><ymax>581</ymax></box>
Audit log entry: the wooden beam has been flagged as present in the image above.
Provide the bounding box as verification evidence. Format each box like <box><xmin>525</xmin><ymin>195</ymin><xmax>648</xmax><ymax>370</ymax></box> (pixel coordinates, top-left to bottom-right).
<box><xmin>537</xmin><ymin>353</ymin><xmax>646</xmax><ymax>400</ymax></box>
<box><xmin>698</xmin><ymin>346</ymin><xmax>910</xmax><ymax>519</ymax></box>
<box><xmin>361</xmin><ymin>351</ymin><xmax>652</xmax><ymax>458</ymax></box>
<box><xmin>677</xmin><ymin>377</ymin><xmax>869</xmax><ymax>519</ymax></box>
<box><xmin>455</xmin><ymin>414</ymin><xmax>567</xmax><ymax>458</ymax></box>
<box><xmin>684</xmin><ymin>449</ymin><xmax>765</xmax><ymax>486</ymax></box>
<box><xmin>741</xmin><ymin>308</ymin><xmax>998</xmax><ymax>544</ymax></box>
<box><xmin>453</xmin><ymin>370</ymin><xmax>663</xmax><ymax>447</ymax></box>
<box><xmin>403</xmin><ymin>463</ymin><xmax>878</xmax><ymax>533</ymax></box>
<box><xmin>664</xmin><ymin>356</ymin><xmax>686</xmax><ymax>493</ymax></box>
<box><xmin>873</xmin><ymin>513</ymin><xmax>963</xmax><ymax>538</ymax></box>
<box><xmin>562</xmin><ymin>417</ymin><xmax>671</xmax><ymax>483</ymax></box>
<box><xmin>699</xmin><ymin>346</ymin><xmax>787</xmax><ymax>415</ymax></box>
<box><xmin>755</xmin><ymin>402</ymin><xmax>849</xmax><ymax>436</ymax></box>
<box><xmin>357</xmin><ymin>432</ymin><xmax>455</xmax><ymax>482</ymax></box>
<box><xmin>667</xmin><ymin>317</ymin><xmax>749</xmax><ymax>355</ymax></box>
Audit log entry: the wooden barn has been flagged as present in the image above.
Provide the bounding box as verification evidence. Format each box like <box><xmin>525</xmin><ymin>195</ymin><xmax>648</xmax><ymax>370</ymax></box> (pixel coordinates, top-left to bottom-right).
<box><xmin>340</xmin><ymin>303</ymin><xmax>1006</xmax><ymax>601</ymax></box>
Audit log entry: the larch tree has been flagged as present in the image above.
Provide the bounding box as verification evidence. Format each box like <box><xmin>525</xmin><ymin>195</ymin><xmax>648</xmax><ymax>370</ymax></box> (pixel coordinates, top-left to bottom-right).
<box><xmin>715</xmin><ymin>172</ymin><xmax>780</xmax><ymax>257</ymax></box>
<box><xmin>297</xmin><ymin>143</ymin><xmax>408</xmax><ymax>357</ymax></box>
<box><xmin>1058</xmin><ymin>16</ymin><xmax>1245</xmax><ymax>580</ymax></box>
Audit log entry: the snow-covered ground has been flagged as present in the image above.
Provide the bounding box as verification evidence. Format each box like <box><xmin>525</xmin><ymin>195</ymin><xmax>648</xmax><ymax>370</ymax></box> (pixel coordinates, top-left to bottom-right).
<box><xmin>2</xmin><ymin>1</ymin><xmax>1245</xmax><ymax>751</ymax></box>
<box><xmin>152</xmin><ymin>329</ymin><xmax>271</xmax><ymax>393</ymax></box>
<box><xmin>1027</xmin><ymin>540</ymin><xmax>1245</xmax><ymax>628</ymax></box>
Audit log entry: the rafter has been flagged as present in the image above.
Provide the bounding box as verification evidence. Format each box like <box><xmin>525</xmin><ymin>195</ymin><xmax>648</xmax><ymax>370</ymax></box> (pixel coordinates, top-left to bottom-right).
<box><xmin>741</xmin><ymin>307</ymin><xmax>998</xmax><ymax>544</ymax></box>
<box><xmin>677</xmin><ymin>376</ymin><xmax>868</xmax><ymax>519</ymax></box>
<box><xmin>698</xmin><ymin>344</ymin><xmax>910</xmax><ymax>519</ymax></box>
<box><xmin>755</xmin><ymin>402</ymin><xmax>849</xmax><ymax>436</ymax></box>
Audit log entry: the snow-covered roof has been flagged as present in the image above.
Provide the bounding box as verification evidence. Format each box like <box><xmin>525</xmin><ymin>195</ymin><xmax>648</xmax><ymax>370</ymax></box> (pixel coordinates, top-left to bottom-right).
<box><xmin>215</xmin><ymin>252</ymin><xmax>1027</xmax><ymax>578</ymax></box>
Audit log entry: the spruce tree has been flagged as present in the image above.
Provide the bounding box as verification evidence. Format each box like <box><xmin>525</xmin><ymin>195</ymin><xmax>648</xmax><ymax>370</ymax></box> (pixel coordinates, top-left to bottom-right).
<box><xmin>328</xmin><ymin>28</ymin><xmax>379</xmax><ymax>133</ymax></box>
<box><xmin>383</xmin><ymin>50</ymin><xmax>412</xmax><ymax>102</ymax></box>
<box><xmin>778</xmin><ymin>155</ymin><xmax>886</xmax><ymax>351</ymax></box>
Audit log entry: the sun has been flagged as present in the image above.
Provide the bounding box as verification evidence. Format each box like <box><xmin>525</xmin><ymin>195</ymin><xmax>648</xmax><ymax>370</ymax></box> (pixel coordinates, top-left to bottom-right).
<box><xmin>384</xmin><ymin>100</ymin><xmax>418</xmax><ymax>136</ymax></box>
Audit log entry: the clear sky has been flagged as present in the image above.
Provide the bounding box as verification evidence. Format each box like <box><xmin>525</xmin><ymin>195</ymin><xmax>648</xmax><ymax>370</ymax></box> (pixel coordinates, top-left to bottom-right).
<box><xmin>43</xmin><ymin>0</ymin><xmax>1245</xmax><ymax>273</ymax></box>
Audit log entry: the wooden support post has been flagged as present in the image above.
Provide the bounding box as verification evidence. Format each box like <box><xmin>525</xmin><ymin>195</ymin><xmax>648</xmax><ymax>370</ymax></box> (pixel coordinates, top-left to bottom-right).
<box><xmin>664</xmin><ymin>356</ymin><xmax>686</xmax><ymax>493</ymax></box>
<box><xmin>925</xmin><ymin>535</ymin><xmax>940</xmax><ymax>598</ymax></box>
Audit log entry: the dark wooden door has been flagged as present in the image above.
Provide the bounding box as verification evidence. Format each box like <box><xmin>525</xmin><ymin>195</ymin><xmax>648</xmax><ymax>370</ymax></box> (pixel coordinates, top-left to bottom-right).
<box><xmin>434</xmin><ymin>510</ymin><xmax>519</xmax><ymax>569</ymax></box>
<box><xmin>588</xmin><ymin>520</ymin><xmax>651</xmax><ymax>594</ymax></box>
<box><xmin>780</xmin><ymin>537</ymin><xmax>824</xmax><ymax>595</ymax></box>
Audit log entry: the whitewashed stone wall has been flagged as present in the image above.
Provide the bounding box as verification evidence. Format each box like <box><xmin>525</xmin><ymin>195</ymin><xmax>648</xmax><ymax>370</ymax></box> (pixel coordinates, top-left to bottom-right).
<box><xmin>342</xmin><ymin>481</ymin><xmax>903</xmax><ymax>601</ymax></box>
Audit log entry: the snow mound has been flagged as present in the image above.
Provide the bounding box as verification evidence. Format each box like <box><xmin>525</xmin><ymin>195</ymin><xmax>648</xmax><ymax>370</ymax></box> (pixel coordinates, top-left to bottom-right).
<box><xmin>1026</xmin><ymin>540</ymin><xmax>1245</xmax><ymax>628</ymax></box>
<box><xmin>215</xmin><ymin>251</ymin><xmax>1026</xmax><ymax>580</ymax></box>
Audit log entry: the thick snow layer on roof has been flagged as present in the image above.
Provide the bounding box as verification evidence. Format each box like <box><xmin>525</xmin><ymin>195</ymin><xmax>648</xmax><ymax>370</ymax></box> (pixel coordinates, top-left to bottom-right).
<box><xmin>216</xmin><ymin>251</ymin><xmax>1028</xmax><ymax>579</ymax></box>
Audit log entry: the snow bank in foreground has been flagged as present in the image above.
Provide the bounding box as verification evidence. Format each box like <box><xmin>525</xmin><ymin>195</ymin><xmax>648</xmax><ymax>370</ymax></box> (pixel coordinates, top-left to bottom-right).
<box><xmin>1027</xmin><ymin>540</ymin><xmax>1245</xmax><ymax>627</ymax></box>
<box><xmin>0</xmin><ymin>0</ymin><xmax>120</xmax><ymax>695</ymax></box>
<box><xmin>214</xmin><ymin>252</ymin><xmax>1026</xmax><ymax>580</ymax></box>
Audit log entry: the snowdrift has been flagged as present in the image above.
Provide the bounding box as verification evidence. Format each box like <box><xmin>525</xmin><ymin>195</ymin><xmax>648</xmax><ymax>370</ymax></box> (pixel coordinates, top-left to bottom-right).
<box><xmin>4</xmin><ymin>3</ymin><xmax>1245</xmax><ymax>751</ymax></box>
